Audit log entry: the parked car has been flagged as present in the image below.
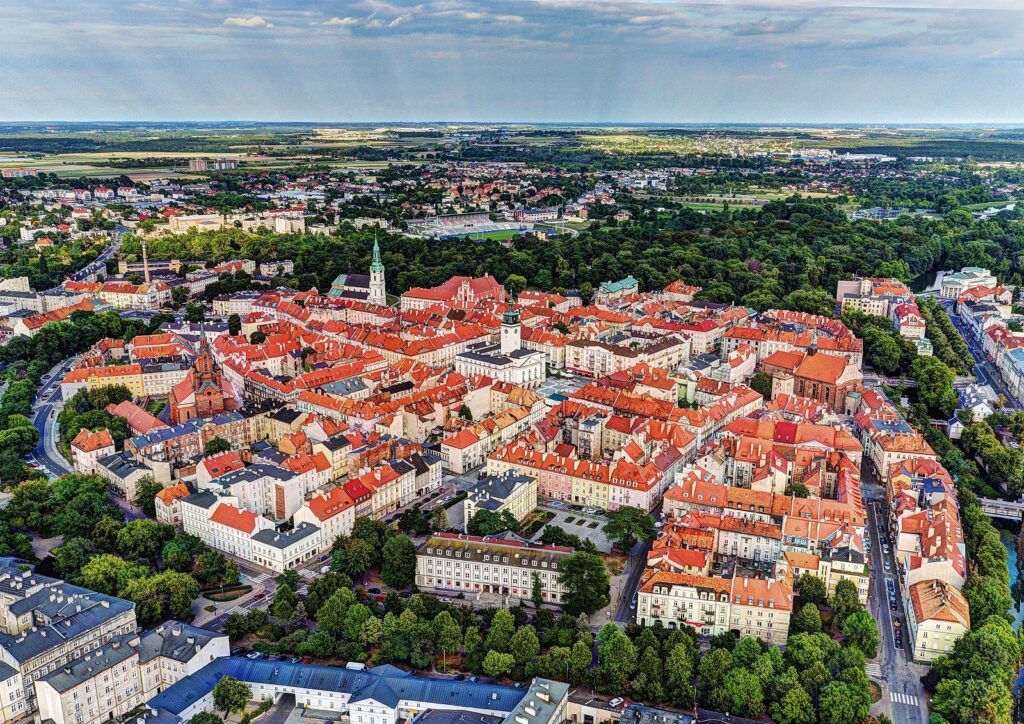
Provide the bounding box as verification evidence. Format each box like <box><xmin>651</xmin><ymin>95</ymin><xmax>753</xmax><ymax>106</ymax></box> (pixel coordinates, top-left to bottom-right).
<box><xmin>609</xmin><ymin>698</ymin><xmax>625</xmax><ymax>708</ymax></box>
<box><xmin>231</xmin><ymin>647</ymin><xmax>245</xmax><ymax>656</ymax></box>
<box><xmin>630</xmin><ymin>594</ymin><xmax>638</xmax><ymax>610</ymax></box>
<box><xmin>454</xmin><ymin>674</ymin><xmax>466</xmax><ymax>681</ymax></box>
<box><xmin>399</xmin><ymin>591</ymin><xmax>413</xmax><ymax>598</ymax></box>
<box><xmin>302</xmin><ymin>657</ymin><xmax>313</xmax><ymax>664</ymax></box>
<box><xmin>440</xmin><ymin>597</ymin><xmax>453</xmax><ymax>604</ymax></box>
<box><xmin>245</xmin><ymin>652</ymin><xmax>262</xmax><ymax>660</ymax></box>
<box><xmin>369</xmin><ymin>587</ymin><xmax>381</xmax><ymax>595</ymax></box>
<box><xmin>254</xmin><ymin>592</ymin><xmax>267</xmax><ymax>600</ymax></box>
<box><xmin>469</xmin><ymin>676</ymin><xmax>480</xmax><ymax>683</ymax></box>
<box><xmin>288</xmin><ymin>657</ymin><xmax>302</xmax><ymax>664</ymax></box>
<box><xmin>883</xmin><ymin>559</ymin><xmax>891</xmax><ymax>571</ymax></box>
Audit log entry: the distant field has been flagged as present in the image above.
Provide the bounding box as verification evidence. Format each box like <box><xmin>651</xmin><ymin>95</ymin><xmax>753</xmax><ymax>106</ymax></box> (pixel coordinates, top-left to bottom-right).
<box><xmin>461</xmin><ymin>229</ymin><xmax>523</xmax><ymax>241</ymax></box>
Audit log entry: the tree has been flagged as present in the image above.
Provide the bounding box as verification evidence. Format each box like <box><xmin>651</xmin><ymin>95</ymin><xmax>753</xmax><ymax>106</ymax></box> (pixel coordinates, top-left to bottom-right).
<box><xmin>721</xmin><ymin>668</ymin><xmax>764</xmax><ymax>718</ymax></box>
<box><xmin>250</xmin><ymin>331</ymin><xmax>266</xmax><ymax>344</ymax></box>
<box><xmin>818</xmin><ymin>681</ymin><xmax>870</xmax><ymax>724</ymax></box>
<box><xmin>380</xmin><ymin>535</ymin><xmax>416</xmax><ymax>589</ymax></box>
<box><xmin>510</xmin><ymin>625</ymin><xmax>540</xmax><ymax>665</ymax></box>
<box><xmin>963</xmin><ymin>574</ymin><xmax>1013</xmax><ymax>626</ymax></box>
<box><xmin>829</xmin><ymin>579</ymin><xmax>862</xmax><ymax>627</ymax></box>
<box><xmin>227</xmin><ymin>313</ymin><xmax>241</xmax><ymax>336</ymax></box>
<box><xmin>770</xmin><ymin>685</ymin><xmax>816</xmax><ymax>724</ymax></box>
<box><xmin>665</xmin><ymin>641</ymin><xmax>696</xmax><ymax>706</ymax></box>
<box><xmin>434</xmin><ymin>611</ymin><xmax>462</xmax><ymax>669</ymax></box>
<box><xmin>794</xmin><ymin>574</ymin><xmax>827</xmax><ymax>605</ymax></box>
<box><xmin>184</xmin><ymin>301</ymin><xmax>206</xmax><ymax>323</ymax></box>
<box><xmin>531</xmin><ymin>573</ymin><xmax>543</xmax><ymax>608</ymax></box>
<box><xmin>212</xmin><ymin>676</ymin><xmax>251</xmax><ymax>716</ymax></box>
<box><xmin>53</xmin><ymin>537</ymin><xmax>96</xmax><ymax>578</ymax></box>
<box><xmin>601</xmin><ymin>506</ymin><xmax>656</xmax><ymax>550</ymax></box>
<box><xmin>466</xmin><ymin>509</ymin><xmax>519</xmax><ymax>537</ymax></box>
<box><xmin>933</xmin><ymin>676</ymin><xmax>1013</xmax><ymax>724</ymax></box>
<box><xmin>78</xmin><ymin>554</ymin><xmax>148</xmax><ymax>596</ymax></box>
<box><xmin>558</xmin><ymin>552</ymin><xmax>610</xmax><ymax>616</ymax></box>
<box><xmin>841</xmin><ymin>610</ymin><xmax>880</xmax><ymax>658</ymax></box>
<box><xmin>596</xmin><ymin>623</ymin><xmax>637</xmax><ymax>692</ymax></box>
<box><xmin>188</xmin><ymin>714</ymin><xmax>224</xmax><ymax>724</ymax></box>
<box><xmin>134</xmin><ymin>476</ymin><xmax>164</xmax><ymax>517</ymax></box>
<box><xmin>116</xmin><ymin>519</ymin><xmax>174</xmax><ymax>567</ymax></box>
<box><xmin>791</xmin><ymin>603</ymin><xmax>822</xmax><ymax>634</ymax></box>
<box><xmin>486</xmin><ymin>609</ymin><xmax>516</xmax><ymax>653</ymax></box>
<box><xmin>912</xmin><ymin>355</ymin><xmax>958</xmax><ymax>419</ymax></box>
<box><xmin>483</xmin><ymin>650</ymin><xmax>516</xmax><ymax>678</ymax></box>
<box><xmin>458</xmin><ymin>404</ymin><xmax>473</xmax><ymax>421</ymax></box>
<box><xmin>749</xmin><ymin>371</ymin><xmax>773</xmax><ymax>399</ymax></box>
<box><xmin>318</xmin><ymin>589</ymin><xmax>356</xmax><ymax>637</ymax></box>
<box><xmin>203</xmin><ymin>437</ymin><xmax>231</xmax><ymax>456</ymax></box>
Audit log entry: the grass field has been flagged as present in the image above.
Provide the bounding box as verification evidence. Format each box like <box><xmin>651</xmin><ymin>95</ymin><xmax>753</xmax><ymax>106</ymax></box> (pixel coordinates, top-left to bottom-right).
<box><xmin>461</xmin><ymin>229</ymin><xmax>523</xmax><ymax>241</ymax></box>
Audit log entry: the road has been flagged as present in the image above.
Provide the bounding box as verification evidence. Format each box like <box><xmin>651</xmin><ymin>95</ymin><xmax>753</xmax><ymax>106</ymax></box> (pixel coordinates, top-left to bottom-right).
<box><xmin>862</xmin><ymin>453</ymin><xmax>929</xmax><ymax>723</ymax></box>
<box><xmin>945</xmin><ymin>302</ymin><xmax>1022</xmax><ymax>409</ymax></box>
<box><xmin>27</xmin><ymin>358</ymin><xmax>78</xmax><ymax>478</ymax></box>
<box><xmin>612</xmin><ymin>539</ymin><xmax>650</xmax><ymax>623</ymax></box>
<box><xmin>66</xmin><ymin>225</ymin><xmax>125</xmax><ymax>283</ymax></box>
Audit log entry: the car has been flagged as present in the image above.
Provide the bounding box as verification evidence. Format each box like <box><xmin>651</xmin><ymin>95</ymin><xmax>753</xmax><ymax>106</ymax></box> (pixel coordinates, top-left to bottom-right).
<box><xmin>245</xmin><ymin>652</ymin><xmax>262</xmax><ymax>660</ymax></box>
<box><xmin>889</xmin><ymin>599</ymin><xmax>897</xmax><ymax>611</ymax></box>
<box><xmin>288</xmin><ymin>656</ymin><xmax>302</xmax><ymax>664</ymax></box>
<box><xmin>609</xmin><ymin>698</ymin><xmax>625</xmax><ymax>708</ymax></box>
<box><xmin>399</xmin><ymin>591</ymin><xmax>413</xmax><ymax>598</ymax></box>
<box><xmin>454</xmin><ymin>674</ymin><xmax>466</xmax><ymax>681</ymax></box>
<box><xmin>883</xmin><ymin>559</ymin><xmax>891</xmax><ymax>571</ymax></box>
<box><xmin>254</xmin><ymin>592</ymin><xmax>267</xmax><ymax>600</ymax></box>
<box><xmin>374</xmin><ymin>593</ymin><xmax>387</xmax><ymax>603</ymax></box>
<box><xmin>440</xmin><ymin>597</ymin><xmax>453</xmax><ymax>604</ymax></box>
<box><xmin>302</xmin><ymin>657</ymin><xmax>313</xmax><ymax>664</ymax></box>
<box><xmin>630</xmin><ymin>594</ymin><xmax>638</xmax><ymax>610</ymax></box>
<box><xmin>886</xmin><ymin>579</ymin><xmax>895</xmax><ymax>593</ymax></box>
<box><xmin>882</xmin><ymin>543</ymin><xmax>890</xmax><ymax>554</ymax></box>
<box><xmin>369</xmin><ymin>587</ymin><xmax>381</xmax><ymax>595</ymax></box>
<box><xmin>231</xmin><ymin>647</ymin><xmax>245</xmax><ymax>656</ymax></box>
<box><xmin>469</xmin><ymin>676</ymin><xmax>480</xmax><ymax>683</ymax></box>
<box><xmin>319</xmin><ymin>554</ymin><xmax>330</xmax><ymax>562</ymax></box>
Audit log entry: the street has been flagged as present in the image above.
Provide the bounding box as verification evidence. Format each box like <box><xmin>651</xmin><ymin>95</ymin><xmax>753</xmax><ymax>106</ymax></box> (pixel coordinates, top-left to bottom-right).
<box><xmin>946</xmin><ymin>302</ymin><xmax>1022</xmax><ymax>410</ymax></box>
<box><xmin>27</xmin><ymin>358</ymin><xmax>77</xmax><ymax>478</ymax></box>
<box><xmin>861</xmin><ymin>455</ymin><xmax>929</xmax><ymax>723</ymax></box>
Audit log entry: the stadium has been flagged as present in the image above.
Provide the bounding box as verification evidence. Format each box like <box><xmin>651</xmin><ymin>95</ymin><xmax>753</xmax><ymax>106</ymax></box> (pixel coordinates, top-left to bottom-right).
<box><xmin>406</xmin><ymin>212</ymin><xmax>532</xmax><ymax>240</ymax></box>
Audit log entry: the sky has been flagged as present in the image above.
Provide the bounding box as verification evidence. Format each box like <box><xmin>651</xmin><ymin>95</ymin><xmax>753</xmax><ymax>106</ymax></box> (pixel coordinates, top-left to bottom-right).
<box><xmin>1</xmin><ymin>0</ymin><xmax>1023</xmax><ymax>123</ymax></box>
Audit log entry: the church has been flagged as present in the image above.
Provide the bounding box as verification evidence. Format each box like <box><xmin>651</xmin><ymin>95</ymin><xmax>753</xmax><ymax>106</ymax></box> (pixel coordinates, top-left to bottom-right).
<box><xmin>169</xmin><ymin>340</ymin><xmax>239</xmax><ymax>424</ymax></box>
<box><xmin>328</xmin><ymin>239</ymin><xmax>387</xmax><ymax>305</ymax></box>
<box><xmin>454</xmin><ymin>305</ymin><xmax>547</xmax><ymax>388</ymax></box>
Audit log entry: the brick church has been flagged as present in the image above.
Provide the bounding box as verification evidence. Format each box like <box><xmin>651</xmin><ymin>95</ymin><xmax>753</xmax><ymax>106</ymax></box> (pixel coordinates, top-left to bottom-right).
<box><xmin>169</xmin><ymin>340</ymin><xmax>238</xmax><ymax>424</ymax></box>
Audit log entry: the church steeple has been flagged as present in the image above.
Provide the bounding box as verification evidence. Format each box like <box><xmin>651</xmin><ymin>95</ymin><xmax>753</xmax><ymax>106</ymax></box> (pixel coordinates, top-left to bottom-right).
<box><xmin>369</xmin><ymin>236</ymin><xmax>386</xmax><ymax>305</ymax></box>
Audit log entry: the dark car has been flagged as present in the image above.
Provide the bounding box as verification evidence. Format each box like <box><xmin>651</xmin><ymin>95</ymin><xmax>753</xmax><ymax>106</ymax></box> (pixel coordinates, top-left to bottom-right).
<box><xmin>231</xmin><ymin>647</ymin><xmax>245</xmax><ymax>656</ymax></box>
<box><xmin>399</xmin><ymin>591</ymin><xmax>413</xmax><ymax>598</ymax></box>
<box><xmin>369</xmin><ymin>588</ymin><xmax>381</xmax><ymax>595</ymax></box>
<box><xmin>454</xmin><ymin>674</ymin><xmax>466</xmax><ymax>681</ymax></box>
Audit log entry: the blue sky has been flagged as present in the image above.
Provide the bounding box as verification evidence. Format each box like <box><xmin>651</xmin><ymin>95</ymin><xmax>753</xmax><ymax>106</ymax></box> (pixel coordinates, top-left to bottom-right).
<box><xmin>1</xmin><ymin>0</ymin><xmax>1023</xmax><ymax>123</ymax></box>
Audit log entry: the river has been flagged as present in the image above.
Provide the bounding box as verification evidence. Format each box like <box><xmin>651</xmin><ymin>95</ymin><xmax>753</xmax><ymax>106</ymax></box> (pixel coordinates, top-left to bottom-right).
<box><xmin>910</xmin><ymin>269</ymin><xmax>949</xmax><ymax>294</ymax></box>
<box><xmin>1000</xmin><ymin>528</ymin><xmax>1024</xmax><ymax>630</ymax></box>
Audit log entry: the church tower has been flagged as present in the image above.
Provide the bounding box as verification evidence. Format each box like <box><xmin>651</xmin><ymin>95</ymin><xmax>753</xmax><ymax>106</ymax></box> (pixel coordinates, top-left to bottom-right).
<box><xmin>500</xmin><ymin>304</ymin><xmax>521</xmax><ymax>355</ymax></box>
<box><xmin>369</xmin><ymin>238</ymin><xmax>386</xmax><ymax>306</ymax></box>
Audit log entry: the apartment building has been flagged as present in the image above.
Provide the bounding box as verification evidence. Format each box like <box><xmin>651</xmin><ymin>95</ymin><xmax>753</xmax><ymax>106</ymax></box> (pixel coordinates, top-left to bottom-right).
<box><xmin>462</xmin><ymin>471</ymin><xmax>538</xmax><ymax>526</ymax></box>
<box><xmin>416</xmin><ymin>533</ymin><xmax>571</xmax><ymax>605</ymax></box>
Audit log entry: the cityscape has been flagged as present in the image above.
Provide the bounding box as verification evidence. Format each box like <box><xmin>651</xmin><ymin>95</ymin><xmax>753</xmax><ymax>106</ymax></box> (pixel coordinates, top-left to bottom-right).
<box><xmin>1</xmin><ymin>2</ymin><xmax>1024</xmax><ymax>724</ymax></box>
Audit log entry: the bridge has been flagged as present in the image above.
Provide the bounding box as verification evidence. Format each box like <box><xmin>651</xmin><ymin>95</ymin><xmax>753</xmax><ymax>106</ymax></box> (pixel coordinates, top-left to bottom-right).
<box><xmin>979</xmin><ymin>497</ymin><xmax>1024</xmax><ymax>522</ymax></box>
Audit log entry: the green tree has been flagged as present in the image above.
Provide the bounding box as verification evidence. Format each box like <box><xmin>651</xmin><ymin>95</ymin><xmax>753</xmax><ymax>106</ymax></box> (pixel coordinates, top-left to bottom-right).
<box><xmin>791</xmin><ymin>603</ymin><xmax>822</xmax><ymax>634</ymax></box>
<box><xmin>721</xmin><ymin>668</ymin><xmax>764</xmax><ymax>718</ymax></box>
<box><xmin>818</xmin><ymin>681</ymin><xmax>870</xmax><ymax>724</ymax></box>
<box><xmin>134</xmin><ymin>476</ymin><xmax>164</xmax><ymax>517</ymax></box>
<box><xmin>558</xmin><ymin>552</ymin><xmax>610</xmax><ymax>616</ymax></box>
<box><xmin>510</xmin><ymin>625</ymin><xmax>540</xmax><ymax>666</ymax></box>
<box><xmin>227</xmin><ymin>313</ymin><xmax>241</xmax><ymax>336</ymax></box>
<box><xmin>829</xmin><ymin>579</ymin><xmax>862</xmax><ymax>627</ymax></box>
<box><xmin>212</xmin><ymin>676</ymin><xmax>251</xmax><ymax>716</ymax></box>
<box><xmin>794</xmin><ymin>574</ymin><xmax>827</xmax><ymax>605</ymax></box>
<box><xmin>770</xmin><ymin>685</ymin><xmax>816</xmax><ymax>724</ymax></box>
<box><xmin>841</xmin><ymin>610</ymin><xmax>880</xmax><ymax>658</ymax></box>
<box><xmin>380</xmin><ymin>535</ymin><xmax>416</xmax><ymax>589</ymax></box>
<box><xmin>485</xmin><ymin>609</ymin><xmax>516</xmax><ymax>653</ymax></box>
<box><xmin>665</xmin><ymin>641</ymin><xmax>696</xmax><ymax>706</ymax></box>
<box><xmin>203</xmin><ymin>437</ymin><xmax>231</xmax><ymax>456</ymax></box>
<box><xmin>483</xmin><ymin>650</ymin><xmax>516</xmax><ymax>678</ymax></box>
<box><xmin>601</xmin><ymin>506</ymin><xmax>656</xmax><ymax>550</ymax></box>
<box><xmin>963</xmin><ymin>574</ymin><xmax>1013</xmax><ymax>625</ymax></box>
<box><xmin>116</xmin><ymin>519</ymin><xmax>174</xmax><ymax>567</ymax></box>
<box><xmin>749</xmin><ymin>371</ymin><xmax>773</xmax><ymax>399</ymax></box>
<box><xmin>466</xmin><ymin>509</ymin><xmax>519</xmax><ymax>537</ymax></box>
<box><xmin>531</xmin><ymin>572</ymin><xmax>543</xmax><ymax>608</ymax></box>
<box><xmin>78</xmin><ymin>553</ymin><xmax>148</xmax><ymax>596</ymax></box>
<box><xmin>184</xmin><ymin>301</ymin><xmax>206</xmax><ymax>323</ymax></box>
<box><xmin>188</xmin><ymin>714</ymin><xmax>224</xmax><ymax>724</ymax></box>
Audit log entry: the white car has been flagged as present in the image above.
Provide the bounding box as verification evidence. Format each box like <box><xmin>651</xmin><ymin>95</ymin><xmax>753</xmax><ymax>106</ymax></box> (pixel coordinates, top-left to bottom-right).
<box><xmin>609</xmin><ymin>698</ymin><xmax>624</xmax><ymax>708</ymax></box>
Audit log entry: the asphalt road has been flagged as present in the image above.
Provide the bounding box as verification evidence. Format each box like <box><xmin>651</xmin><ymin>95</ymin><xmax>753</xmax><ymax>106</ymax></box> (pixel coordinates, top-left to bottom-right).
<box><xmin>946</xmin><ymin>304</ymin><xmax>1022</xmax><ymax>409</ymax></box>
<box><xmin>862</xmin><ymin>458</ymin><xmax>928</xmax><ymax>724</ymax></box>
<box><xmin>27</xmin><ymin>358</ymin><xmax>78</xmax><ymax>478</ymax></box>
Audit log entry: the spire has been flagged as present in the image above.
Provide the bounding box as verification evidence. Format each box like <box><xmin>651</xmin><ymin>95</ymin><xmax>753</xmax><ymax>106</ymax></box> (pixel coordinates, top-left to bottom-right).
<box><xmin>370</xmin><ymin>237</ymin><xmax>384</xmax><ymax>273</ymax></box>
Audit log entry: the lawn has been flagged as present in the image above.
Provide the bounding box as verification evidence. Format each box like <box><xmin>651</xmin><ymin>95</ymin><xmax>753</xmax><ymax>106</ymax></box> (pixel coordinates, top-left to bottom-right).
<box><xmin>204</xmin><ymin>584</ymin><xmax>253</xmax><ymax>602</ymax></box>
<box><xmin>462</xmin><ymin>229</ymin><xmax>523</xmax><ymax>241</ymax></box>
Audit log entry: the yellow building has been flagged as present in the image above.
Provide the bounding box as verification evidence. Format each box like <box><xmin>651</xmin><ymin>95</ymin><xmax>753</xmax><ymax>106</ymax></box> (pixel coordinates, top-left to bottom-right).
<box><xmin>462</xmin><ymin>470</ymin><xmax>538</xmax><ymax>526</ymax></box>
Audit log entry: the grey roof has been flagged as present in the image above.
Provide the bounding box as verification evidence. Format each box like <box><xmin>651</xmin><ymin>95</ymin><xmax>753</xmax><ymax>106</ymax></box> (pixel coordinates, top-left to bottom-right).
<box><xmin>97</xmin><ymin>451</ymin><xmax>149</xmax><ymax>480</ymax></box>
<box><xmin>180</xmin><ymin>491</ymin><xmax>219</xmax><ymax>510</ymax></box>
<box><xmin>467</xmin><ymin>471</ymin><xmax>536</xmax><ymax>511</ymax></box>
<box><xmin>271</xmin><ymin>408</ymin><xmax>303</xmax><ymax>425</ymax></box>
<box><xmin>212</xmin><ymin>463</ymin><xmax>295</xmax><ymax>490</ymax></box>
<box><xmin>319</xmin><ymin>435</ymin><xmax>352</xmax><ymax>453</ymax></box>
<box><xmin>252</xmin><ymin>523</ymin><xmax>321</xmax><ymax>549</ymax></box>
<box><xmin>413</xmin><ymin>710</ymin><xmax>502</xmax><ymax>724</ymax></box>
<box><xmin>0</xmin><ymin>584</ymin><xmax>135</xmax><ymax>663</ymax></box>
<box><xmin>137</xmin><ymin>621</ymin><xmax>225</xmax><ymax>664</ymax></box>
<box><xmin>322</xmin><ymin>377</ymin><xmax>369</xmax><ymax>397</ymax></box>
<box><xmin>500</xmin><ymin>679</ymin><xmax>569</xmax><ymax>724</ymax></box>
<box><xmin>38</xmin><ymin>634</ymin><xmax>137</xmax><ymax>693</ymax></box>
<box><xmin>0</xmin><ymin>660</ymin><xmax>18</xmax><ymax>681</ymax></box>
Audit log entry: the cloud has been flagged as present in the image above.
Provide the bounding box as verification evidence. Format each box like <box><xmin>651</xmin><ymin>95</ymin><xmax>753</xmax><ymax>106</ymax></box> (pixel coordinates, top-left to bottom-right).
<box><xmin>495</xmin><ymin>15</ymin><xmax>524</xmax><ymax>23</ymax></box>
<box><xmin>416</xmin><ymin>49</ymin><xmax>461</xmax><ymax>59</ymax></box>
<box><xmin>325</xmin><ymin>16</ymin><xmax>359</xmax><ymax>26</ymax></box>
<box><xmin>772</xmin><ymin>61</ymin><xmax>788</xmax><ymax>69</ymax></box>
<box><xmin>223</xmin><ymin>15</ymin><xmax>273</xmax><ymax>28</ymax></box>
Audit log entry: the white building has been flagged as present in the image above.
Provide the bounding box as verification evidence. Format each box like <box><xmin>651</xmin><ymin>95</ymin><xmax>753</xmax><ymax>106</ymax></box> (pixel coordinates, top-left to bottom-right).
<box><xmin>454</xmin><ymin>307</ymin><xmax>546</xmax><ymax>389</ymax></box>
<box><xmin>941</xmin><ymin>267</ymin><xmax>998</xmax><ymax>299</ymax></box>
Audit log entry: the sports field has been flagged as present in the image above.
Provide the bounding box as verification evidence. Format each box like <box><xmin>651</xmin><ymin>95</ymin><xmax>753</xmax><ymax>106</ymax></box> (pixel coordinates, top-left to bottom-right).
<box><xmin>460</xmin><ymin>229</ymin><xmax>523</xmax><ymax>241</ymax></box>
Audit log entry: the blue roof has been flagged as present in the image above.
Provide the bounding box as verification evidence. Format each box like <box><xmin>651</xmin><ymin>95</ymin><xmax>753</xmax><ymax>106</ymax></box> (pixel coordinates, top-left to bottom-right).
<box><xmin>148</xmin><ymin>658</ymin><xmax>524</xmax><ymax>716</ymax></box>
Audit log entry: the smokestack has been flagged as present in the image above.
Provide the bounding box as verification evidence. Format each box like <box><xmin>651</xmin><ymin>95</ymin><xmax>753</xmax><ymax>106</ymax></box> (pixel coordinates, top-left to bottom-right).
<box><xmin>141</xmin><ymin>237</ymin><xmax>151</xmax><ymax>284</ymax></box>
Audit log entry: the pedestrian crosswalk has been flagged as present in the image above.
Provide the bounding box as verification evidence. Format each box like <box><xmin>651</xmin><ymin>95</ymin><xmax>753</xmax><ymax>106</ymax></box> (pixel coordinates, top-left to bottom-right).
<box><xmin>865</xmin><ymin>662</ymin><xmax>882</xmax><ymax>678</ymax></box>
<box><xmin>890</xmin><ymin>692</ymin><xmax>919</xmax><ymax>706</ymax></box>
<box><xmin>298</xmin><ymin>568</ymin><xmax>316</xmax><ymax>580</ymax></box>
<box><xmin>246</xmin><ymin>573</ymin><xmax>269</xmax><ymax>585</ymax></box>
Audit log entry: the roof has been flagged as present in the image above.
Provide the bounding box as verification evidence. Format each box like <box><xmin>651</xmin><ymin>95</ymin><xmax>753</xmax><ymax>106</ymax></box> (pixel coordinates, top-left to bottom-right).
<box><xmin>138</xmin><ymin>622</ymin><xmax>225</xmax><ymax>664</ymax></box>
<box><xmin>209</xmin><ymin>503</ymin><xmax>258</xmax><ymax>534</ymax></box>
<box><xmin>252</xmin><ymin>522</ymin><xmax>321</xmax><ymax>549</ymax></box>
<box><xmin>909</xmin><ymin>579</ymin><xmax>970</xmax><ymax>628</ymax></box>
<box><xmin>148</xmin><ymin>657</ymin><xmax>526</xmax><ymax>717</ymax></box>
<box><xmin>71</xmin><ymin>427</ymin><xmax>114</xmax><ymax>453</ymax></box>
<box><xmin>38</xmin><ymin>634</ymin><xmax>137</xmax><ymax>692</ymax></box>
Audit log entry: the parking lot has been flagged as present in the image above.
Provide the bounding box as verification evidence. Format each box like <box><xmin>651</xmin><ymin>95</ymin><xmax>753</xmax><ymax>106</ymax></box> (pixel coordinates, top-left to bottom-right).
<box><xmin>535</xmin><ymin>502</ymin><xmax>613</xmax><ymax>552</ymax></box>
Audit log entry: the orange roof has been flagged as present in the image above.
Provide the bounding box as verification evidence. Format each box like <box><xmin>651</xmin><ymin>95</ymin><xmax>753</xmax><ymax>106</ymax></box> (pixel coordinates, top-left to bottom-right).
<box><xmin>155</xmin><ymin>483</ymin><xmax>190</xmax><ymax>506</ymax></box>
<box><xmin>210</xmin><ymin>503</ymin><xmax>258</xmax><ymax>534</ymax></box>
<box><xmin>909</xmin><ymin>579</ymin><xmax>970</xmax><ymax>627</ymax></box>
<box><xmin>307</xmin><ymin>486</ymin><xmax>355</xmax><ymax>522</ymax></box>
<box><xmin>71</xmin><ymin>428</ymin><xmax>114</xmax><ymax>453</ymax></box>
<box><xmin>795</xmin><ymin>352</ymin><xmax>849</xmax><ymax>385</ymax></box>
